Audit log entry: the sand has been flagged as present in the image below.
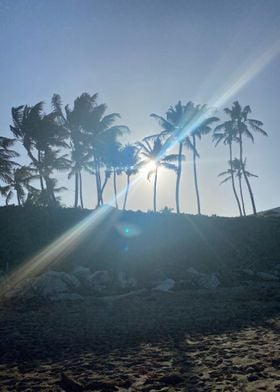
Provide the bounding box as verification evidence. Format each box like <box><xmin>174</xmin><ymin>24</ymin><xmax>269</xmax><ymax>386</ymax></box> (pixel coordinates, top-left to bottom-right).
<box><xmin>0</xmin><ymin>283</ymin><xmax>279</xmax><ymax>391</ymax></box>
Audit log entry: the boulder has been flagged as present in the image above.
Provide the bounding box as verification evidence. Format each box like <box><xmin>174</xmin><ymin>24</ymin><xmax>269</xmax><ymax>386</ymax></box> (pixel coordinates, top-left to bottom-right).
<box><xmin>117</xmin><ymin>272</ymin><xmax>137</xmax><ymax>289</ymax></box>
<box><xmin>72</xmin><ymin>266</ymin><xmax>91</xmax><ymax>281</ymax></box>
<box><xmin>256</xmin><ymin>272</ymin><xmax>279</xmax><ymax>281</ymax></box>
<box><xmin>154</xmin><ymin>278</ymin><xmax>175</xmax><ymax>292</ymax></box>
<box><xmin>197</xmin><ymin>273</ymin><xmax>220</xmax><ymax>289</ymax></box>
<box><xmin>32</xmin><ymin>271</ymin><xmax>70</xmax><ymax>296</ymax></box>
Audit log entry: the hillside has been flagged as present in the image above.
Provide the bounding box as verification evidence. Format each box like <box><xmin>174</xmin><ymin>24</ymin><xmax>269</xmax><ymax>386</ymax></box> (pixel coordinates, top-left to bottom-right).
<box><xmin>1</xmin><ymin>206</ymin><xmax>280</xmax><ymax>281</ymax></box>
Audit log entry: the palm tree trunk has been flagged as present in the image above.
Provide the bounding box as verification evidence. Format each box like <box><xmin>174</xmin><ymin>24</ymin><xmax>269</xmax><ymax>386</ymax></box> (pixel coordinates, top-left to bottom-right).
<box><xmin>100</xmin><ymin>175</ymin><xmax>109</xmax><ymax>202</ymax></box>
<box><xmin>192</xmin><ymin>136</ymin><xmax>201</xmax><ymax>215</ymax></box>
<box><xmin>123</xmin><ymin>174</ymin><xmax>130</xmax><ymax>210</ymax></box>
<box><xmin>176</xmin><ymin>142</ymin><xmax>183</xmax><ymax>214</ymax></box>
<box><xmin>97</xmin><ymin>161</ymin><xmax>103</xmax><ymax>205</ymax></box>
<box><xmin>94</xmin><ymin>156</ymin><xmax>101</xmax><ymax>207</ymax></box>
<box><xmin>229</xmin><ymin>142</ymin><xmax>242</xmax><ymax>216</ymax></box>
<box><xmin>74</xmin><ymin>172</ymin><xmax>79</xmax><ymax>208</ymax></box>
<box><xmin>153</xmin><ymin>167</ymin><xmax>158</xmax><ymax>212</ymax></box>
<box><xmin>113</xmin><ymin>168</ymin><xmax>118</xmax><ymax>208</ymax></box>
<box><xmin>79</xmin><ymin>172</ymin><xmax>84</xmax><ymax>209</ymax></box>
<box><xmin>243</xmin><ymin>172</ymin><xmax>257</xmax><ymax>215</ymax></box>
<box><xmin>238</xmin><ymin>173</ymin><xmax>246</xmax><ymax>216</ymax></box>
<box><xmin>37</xmin><ymin>150</ymin><xmax>45</xmax><ymax>191</ymax></box>
<box><xmin>16</xmin><ymin>191</ymin><xmax>21</xmax><ymax>206</ymax></box>
<box><xmin>239</xmin><ymin>133</ymin><xmax>257</xmax><ymax>215</ymax></box>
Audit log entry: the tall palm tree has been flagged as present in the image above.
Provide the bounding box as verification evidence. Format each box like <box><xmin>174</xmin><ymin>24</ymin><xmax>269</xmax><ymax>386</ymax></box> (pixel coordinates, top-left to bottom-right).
<box><xmin>52</xmin><ymin>93</ymin><xmax>94</xmax><ymax>208</ymax></box>
<box><xmin>101</xmin><ymin>141</ymin><xmax>123</xmax><ymax>208</ymax></box>
<box><xmin>0</xmin><ymin>137</ymin><xmax>19</xmax><ymax>184</ymax></box>
<box><xmin>151</xmin><ymin>101</ymin><xmax>218</xmax><ymax>214</ymax></box>
<box><xmin>219</xmin><ymin>159</ymin><xmax>258</xmax><ymax>216</ymax></box>
<box><xmin>0</xmin><ymin>165</ymin><xmax>38</xmax><ymax>206</ymax></box>
<box><xmin>213</xmin><ymin>121</ymin><xmax>243</xmax><ymax>216</ymax></box>
<box><xmin>223</xmin><ymin>101</ymin><xmax>267</xmax><ymax>215</ymax></box>
<box><xmin>121</xmin><ymin>144</ymin><xmax>140</xmax><ymax>210</ymax></box>
<box><xmin>231</xmin><ymin>158</ymin><xmax>246</xmax><ymax>216</ymax></box>
<box><xmin>189</xmin><ymin>105</ymin><xmax>219</xmax><ymax>215</ymax></box>
<box><xmin>10</xmin><ymin>100</ymin><xmax>69</xmax><ymax>205</ymax></box>
<box><xmin>137</xmin><ymin>136</ymin><xmax>180</xmax><ymax>212</ymax></box>
<box><xmin>67</xmin><ymin>93</ymin><xmax>129</xmax><ymax>207</ymax></box>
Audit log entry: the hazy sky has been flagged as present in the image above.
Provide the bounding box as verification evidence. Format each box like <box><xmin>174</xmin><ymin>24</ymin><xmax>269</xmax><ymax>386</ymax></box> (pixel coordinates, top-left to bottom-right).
<box><xmin>0</xmin><ymin>0</ymin><xmax>279</xmax><ymax>216</ymax></box>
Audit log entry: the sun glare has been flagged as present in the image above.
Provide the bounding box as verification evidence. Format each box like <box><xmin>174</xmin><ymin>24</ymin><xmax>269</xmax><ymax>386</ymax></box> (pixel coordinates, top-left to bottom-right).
<box><xmin>141</xmin><ymin>160</ymin><xmax>157</xmax><ymax>178</ymax></box>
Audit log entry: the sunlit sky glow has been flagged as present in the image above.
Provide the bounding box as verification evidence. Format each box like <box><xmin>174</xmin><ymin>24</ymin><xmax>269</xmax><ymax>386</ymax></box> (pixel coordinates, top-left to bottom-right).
<box><xmin>0</xmin><ymin>0</ymin><xmax>279</xmax><ymax>216</ymax></box>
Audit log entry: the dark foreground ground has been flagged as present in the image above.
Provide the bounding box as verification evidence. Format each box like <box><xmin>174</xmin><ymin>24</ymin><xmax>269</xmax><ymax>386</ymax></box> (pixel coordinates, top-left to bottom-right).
<box><xmin>0</xmin><ymin>283</ymin><xmax>279</xmax><ymax>392</ymax></box>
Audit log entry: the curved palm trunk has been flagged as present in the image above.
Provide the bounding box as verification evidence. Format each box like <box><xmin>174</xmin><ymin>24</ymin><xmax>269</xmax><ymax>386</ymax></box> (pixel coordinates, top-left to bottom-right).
<box><xmin>239</xmin><ymin>133</ymin><xmax>257</xmax><ymax>215</ymax></box>
<box><xmin>74</xmin><ymin>172</ymin><xmax>79</xmax><ymax>208</ymax></box>
<box><xmin>229</xmin><ymin>142</ymin><xmax>242</xmax><ymax>216</ymax></box>
<box><xmin>153</xmin><ymin>167</ymin><xmax>158</xmax><ymax>212</ymax></box>
<box><xmin>238</xmin><ymin>173</ymin><xmax>246</xmax><ymax>216</ymax></box>
<box><xmin>176</xmin><ymin>142</ymin><xmax>183</xmax><ymax>214</ymax></box>
<box><xmin>123</xmin><ymin>174</ymin><xmax>130</xmax><ymax>210</ymax></box>
<box><xmin>79</xmin><ymin>172</ymin><xmax>84</xmax><ymax>209</ymax></box>
<box><xmin>192</xmin><ymin>136</ymin><xmax>201</xmax><ymax>215</ymax></box>
<box><xmin>100</xmin><ymin>175</ymin><xmax>109</xmax><ymax>203</ymax></box>
<box><xmin>113</xmin><ymin>168</ymin><xmax>118</xmax><ymax>208</ymax></box>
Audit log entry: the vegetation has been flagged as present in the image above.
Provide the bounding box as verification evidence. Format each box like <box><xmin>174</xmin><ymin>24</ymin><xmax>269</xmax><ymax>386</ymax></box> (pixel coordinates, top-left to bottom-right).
<box><xmin>0</xmin><ymin>93</ymin><xmax>267</xmax><ymax>215</ymax></box>
<box><xmin>0</xmin><ymin>206</ymin><xmax>279</xmax><ymax>277</ymax></box>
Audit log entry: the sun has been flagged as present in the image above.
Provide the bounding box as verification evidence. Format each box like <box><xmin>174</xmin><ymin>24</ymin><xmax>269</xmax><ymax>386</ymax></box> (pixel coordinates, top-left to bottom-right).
<box><xmin>141</xmin><ymin>160</ymin><xmax>157</xmax><ymax>178</ymax></box>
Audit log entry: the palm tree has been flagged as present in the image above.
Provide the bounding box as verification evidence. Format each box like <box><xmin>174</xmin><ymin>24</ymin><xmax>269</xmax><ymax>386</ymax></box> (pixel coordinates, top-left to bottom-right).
<box><xmin>0</xmin><ymin>137</ymin><xmax>19</xmax><ymax>184</ymax></box>
<box><xmin>63</xmin><ymin>93</ymin><xmax>129</xmax><ymax>208</ymax></box>
<box><xmin>52</xmin><ymin>93</ymin><xmax>94</xmax><ymax>208</ymax></box>
<box><xmin>0</xmin><ymin>165</ymin><xmax>38</xmax><ymax>206</ymax></box>
<box><xmin>231</xmin><ymin>158</ymin><xmax>246</xmax><ymax>215</ymax></box>
<box><xmin>137</xmin><ymin>136</ymin><xmax>180</xmax><ymax>212</ymax></box>
<box><xmin>223</xmin><ymin>101</ymin><xmax>267</xmax><ymax>215</ymax></box>
<box><xmin>219</xmin><ymin>159</ymin><xmax>258</xmax><ymax>216</ymax></box>
<box><xmin>151</xmin><ymin>101</ymin><xmax>218</xmax><ymax>214</ymax></box>
<box><xmin>10</xmin><ymin>100</ymin><xmax>69</xmax><ymax>205</ymax></box>
<box><xmin>121</xmin><ymin>144</ymin><xmax>140</xmax><ymax>210</ymax></box>
<box><xmin>189</xmin><ymin>105</ymin><xmax>219</xmax><ymax>214</ymax></box>
<box><xmin>101</xmin><ymin>141</ymin><xmax>123</xmax><ymax>208</ymax></box>
<box><xmin>213</xmin><ymin>121</ymin><xmax>243</xmax><ymax>216</ymax></box>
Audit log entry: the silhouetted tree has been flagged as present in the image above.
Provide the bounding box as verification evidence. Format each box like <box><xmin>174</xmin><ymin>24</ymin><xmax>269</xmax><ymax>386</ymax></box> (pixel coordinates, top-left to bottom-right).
<box><xmin>10</xmin><ymin>101</ymin><xmax>68</xmax><ymax>206</ymax></box>
<box><xmin>121</xmin><ymin>144</ymin><xmax>140</xmax><ymax>210</ymax></box>
<box><xmin>151</xmin><ymin>101</ymin><xmax>217</xmax><ymax>214</ymax></box>
<box><xmin>0</xmin><ymin>137</ymin><xmax>19</xmax><ymax>184</ymax></box>
<box><xmin>0</xmin><ymin>165</ymin><xmax>38</xmax><ymax>206</ymax></box>
<box><xmin>213</xmin><ymin>121</ymin><xmax>243</xmax><ymax>216</ymax></box>
<box><xmin>219</xmin><ymin>158</ymin><xmax>258</xmax><ymax>216</ymax></box>
<box><xmin>137</xmin><ymin>136</ymin><xmax>179</xmax><ymax>212</ymax></box>
<box><xmin>223</xmin><ymin>101</ymin><xmax>267</xmax><ymax>215</ymax></box>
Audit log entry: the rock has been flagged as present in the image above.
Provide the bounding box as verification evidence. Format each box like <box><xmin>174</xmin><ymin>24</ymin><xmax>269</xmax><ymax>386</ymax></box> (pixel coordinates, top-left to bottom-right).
<box><xmin>72</xmin><ymin>266</ymin><xmax>91</xmax><ymax>281</ymax></box>
<box><xmin>185</xmin><ymin>268</ymin><xmax>220</xmax><ymax>289</ymax></box>
<box><xmin>153</xmin><ymin>278</ymin><xmax>175</xmax><ymax>292</ymax></box>
<box><xmin>256</xmin><ymin>272</ymin><xmax>279</xmax><ymax>281</ymax></box>
<box><xmin>241</xmin><ymin>268</ymin><xmax>255</xmax><ymax>276</ymax></box>
<box><xmin>117</xmin><ymin>271</ymin><xmax>137</xmax><ymax>289</ymax></box>
<box><xmin>32</xmin><ymin>271</ymin><xmax>70</xmax><ymax>296</ymax></box>
<box><xmin>87</xmin><ymin>270</ymin><xmax>111</xmax><ymax>291</ymax></box>
<box><xmin>186</xmin><ymin>267</ymin><xmax>200</xmax><ymax>276</ymax></box>
<box><xmin>197</xmin><ymin>273</ymin><xmax>220</xmax><ymax>289</ymax></box>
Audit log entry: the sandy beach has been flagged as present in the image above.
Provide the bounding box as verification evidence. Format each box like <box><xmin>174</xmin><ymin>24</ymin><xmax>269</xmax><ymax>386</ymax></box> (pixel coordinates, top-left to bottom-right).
<box><xmin>0</xmin><ymin>283</ymin><xmax>279</xmax><ymax>391</ymax></box>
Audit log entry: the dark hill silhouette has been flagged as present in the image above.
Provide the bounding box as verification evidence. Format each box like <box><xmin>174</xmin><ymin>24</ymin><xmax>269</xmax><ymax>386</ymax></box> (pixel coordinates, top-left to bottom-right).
<box><xmin>0</xmin><ymin>206</ymin><xmax>280</xmax><ymax>282</ymax></box>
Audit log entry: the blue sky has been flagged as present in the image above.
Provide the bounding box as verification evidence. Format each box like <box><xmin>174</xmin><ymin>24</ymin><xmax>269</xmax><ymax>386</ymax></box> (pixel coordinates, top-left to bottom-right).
<box><xmin>0</xmin><ymin>0</ymin><xmax>279</xmax><ymax>215</ymax></box>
